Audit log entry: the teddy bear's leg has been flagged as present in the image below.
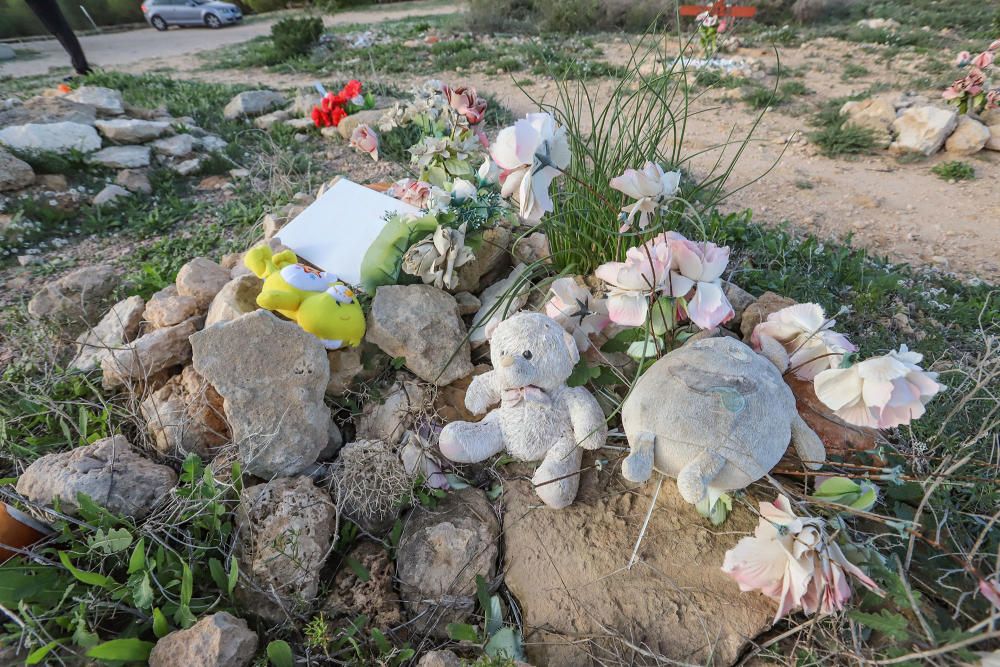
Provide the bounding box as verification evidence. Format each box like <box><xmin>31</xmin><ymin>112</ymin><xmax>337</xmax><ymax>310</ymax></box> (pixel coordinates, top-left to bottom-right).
<box><xmin>676</xmin><ymin>450</ymin><xmax>726</xmax><ymax>505</ymax></box>
<box><xmin>791</xmin><ymin>413</ymin><xmax>825</xmax><ymax>471</ymax></box>
<box><xmin>621</xmin><ymin>431</ymin><xmax>655</xmax><ymax>483</ymax></box>
<box><xmin>532</xmin><ymin>437</ymin><xmax>584</xmax><ymax>509</ymax></box>
<box><xmin>439</xmin><ymin>418</ymin><xmax>505</xmax><ymax>463</ymax></box>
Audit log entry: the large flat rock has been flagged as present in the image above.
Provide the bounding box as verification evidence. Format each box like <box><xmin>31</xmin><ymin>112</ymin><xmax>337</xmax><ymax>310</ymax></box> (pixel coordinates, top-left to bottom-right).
<box><xmin>503</xmin><ymin>458</ymin><xmax>773</xmax><ymax>666</ymax></box>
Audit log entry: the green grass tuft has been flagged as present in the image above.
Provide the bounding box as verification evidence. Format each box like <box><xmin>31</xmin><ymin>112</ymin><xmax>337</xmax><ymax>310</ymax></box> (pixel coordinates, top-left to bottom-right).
<box><xmin>931</xmin><ymin>160</ymin><xmax>975</xmax><ymax>181</ymax></box>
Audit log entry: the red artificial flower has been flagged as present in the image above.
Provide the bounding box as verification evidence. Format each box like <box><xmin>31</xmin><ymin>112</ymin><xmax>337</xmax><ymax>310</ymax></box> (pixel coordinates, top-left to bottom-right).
<box><xmin>343</xmin><ymin>79</ymin><xmax>362</xmax><ymax>98</ymax></box>
<box><xmin>331</xmin><ymin>106</ymin><xmax>348</xmax><ymax>126</ymax></box>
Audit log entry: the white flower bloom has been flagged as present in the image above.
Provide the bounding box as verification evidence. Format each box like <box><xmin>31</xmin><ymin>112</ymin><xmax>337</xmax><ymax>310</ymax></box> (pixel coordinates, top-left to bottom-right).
<box><xmin>451</xmin><ymin>178</ymin><xmax>477</xmax><ymax>202</ymax></box>
<box><xmin>609</xmin><ymin>161</ymin><xmax>681</xmax><ymax>231</ymax></box>
<box><xmin>752</xmin><ymin>304</ymin><xmax>856</xmax><ymax>380</ymax></box>
<box><xmin>490</xmin><ymin>112</ymin><xmax>571</xmax><ymax>223</ymax></box>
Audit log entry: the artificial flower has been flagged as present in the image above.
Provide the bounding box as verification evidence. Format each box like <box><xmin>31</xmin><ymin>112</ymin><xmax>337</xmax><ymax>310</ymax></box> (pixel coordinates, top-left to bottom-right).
<box><xmin>349</xmin><ymin>124</ymin><xmax>379</xmax><ymax>162</ymax></box>
<box><xmin>751</xmin><ymin>303</ymin><xmax>856</xmax><ymax>380</ymax></box>
<box><xmin>594</xmin><ymin>241</ymin><xmax>671</xmax><ymax>326</ymax></box>
<box><xmin>722</xmin><ymin>495</ymin><xmax>883</xmax><ymax>622</ymax></box>
<box><xmin>813</xmin><ymin>345</ymin><xmax>944</xmax><ymax>429</ymax></box>
<box><xmin>972</xmin><ymin>51</ymin><xmax>995</xmax><ymax>68</ymax></box>
<box><xmin>661</xmin><ymin>234</ymin><xmax>734</xmax><ymax>330</ymax></box>
<box><xmin>943</xmin><ymin>67</ymin><xmax>986</xmax><ymax>101</ymax></box>
<box><xmin>478</xmin><ymin>157</ymin><xmax>500</xmax><ymax>184</ymax></box>
<box><xmin>609</xmin><ymin>161</ymin><xmax>681</xmax><ymax>231</ymax></box>
<box><xmin>544</xmin><ymin>277</ymin><xmax>610</xmax><ymax>352</ymax></box>
<box><xmin>981</xmin><ymin>579</ymin><xmax>1000</xmax><ymax>609</ymax></box>
<box><xmin>955</xmin><ymin>50</ymin><xmax>972</xmax><ymax>66</ymax></box>
<box><xmin>388</xmin><ymin>178</ymin><xmax>434</xmax><ymax>209</ymax></box>
<box><xmin>400</xmin><ymin>431</ymin><xmax>449</xmax><ymax>490</ymax></box>
<box><xmin>990</xmin><ymin>39</ymin><xmax>1000</xmax><ymax>52</ymax></box>
<box><xmin>444</xmin><ymin>85</ymin><xmax>488</xmax><ymax>125</ymax></box>
<box><xmin>490</xmin><ymin>112</ymin><xmax>571</xmax><ymax>223</ymax></box>
<box><xmin>450</xmin><ymin>178</ymin><xmax>477</xmax><ymax>201</ymax></box>
<box><xmin>987</xmin><ymin>88</ymin><xmax>1000</xmax><ymax>109</ymax></box>
<box><xmin>696</xmin><ymin>10</ymin><xmax>718</xmax><ymax>27</ymax></box>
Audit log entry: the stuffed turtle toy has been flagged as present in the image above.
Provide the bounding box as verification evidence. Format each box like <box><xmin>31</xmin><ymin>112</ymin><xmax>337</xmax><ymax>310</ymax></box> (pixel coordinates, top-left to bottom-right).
<box><xmin>244</xmin><ymin>245</ymin><xmax>366</xmax><ymax>350</ymax></box>
<box><xmin>620</xmin><ymin>335</ymin><xmax>825</xmax><ymax>505</ymax></box>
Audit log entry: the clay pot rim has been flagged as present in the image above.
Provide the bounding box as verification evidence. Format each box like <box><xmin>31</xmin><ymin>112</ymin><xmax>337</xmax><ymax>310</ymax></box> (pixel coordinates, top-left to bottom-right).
<box><xmin>3</xmin><ymin>504</ymin><xmax>55</xmax><ymax>535</ymax></box>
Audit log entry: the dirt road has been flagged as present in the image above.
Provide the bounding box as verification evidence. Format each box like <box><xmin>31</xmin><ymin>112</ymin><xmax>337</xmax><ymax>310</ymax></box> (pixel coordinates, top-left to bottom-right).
<box><xmin>0</xmin><ymin>0</ymin><xmax>454</xmax><ymax>78</ymax></box>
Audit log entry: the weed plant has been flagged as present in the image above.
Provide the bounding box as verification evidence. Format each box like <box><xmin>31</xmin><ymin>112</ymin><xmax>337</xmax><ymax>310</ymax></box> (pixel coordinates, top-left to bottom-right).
<box><xmin>931</xmin><ymin>160</ymin><xmax>975</xmax><ymax>181</ymax></box>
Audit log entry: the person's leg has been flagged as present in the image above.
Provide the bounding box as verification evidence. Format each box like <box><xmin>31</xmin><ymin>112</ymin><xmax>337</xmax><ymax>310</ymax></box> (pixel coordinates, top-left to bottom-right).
<box><xmin>25</xmin><ymin>0</ymin><xmax>92</xmax><ymax>75</ymax></box>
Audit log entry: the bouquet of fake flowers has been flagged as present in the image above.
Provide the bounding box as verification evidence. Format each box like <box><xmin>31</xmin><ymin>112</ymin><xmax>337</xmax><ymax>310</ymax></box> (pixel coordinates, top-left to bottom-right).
<box><xmin>944</xmin><ymin>41</ymin><xmax>1000</xmax><ymax>115</ymax></box>
<box><xmin>695</xmin><ymin>10</ymin><xmax>727</xmax><ymax>57</ymax></box>
<box><xmin>311</xmin><ymin>79</ymin><xmax>376</xmax><ymax>128</ymax></box>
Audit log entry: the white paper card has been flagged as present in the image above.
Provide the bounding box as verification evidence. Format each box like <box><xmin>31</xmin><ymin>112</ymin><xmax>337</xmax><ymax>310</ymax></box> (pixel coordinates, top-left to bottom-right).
<box><xmin>276</xmin><ymin>178</ymin><xmax>420</xmax><ymax>285</ymax></box>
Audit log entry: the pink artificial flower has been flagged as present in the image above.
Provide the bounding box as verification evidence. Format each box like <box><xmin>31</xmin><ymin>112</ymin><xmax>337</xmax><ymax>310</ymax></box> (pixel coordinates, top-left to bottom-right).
<box><xmin>980</xmin><ymin>579</ymin><xmax>1000</xmax><ymax>609</ymax></box>
<box><xmin>942</xmin><ymin>83</ymin><xmax>964</xmax><ymax>101</ymax></box>
<box><xmin>722</xmin><ymin>495</ymin><xmax>883</xmax><ymax>622</ymax></box>
<box><xmin>971</xmin><ymin>51</ymin><xmax>995</xmax><ymax>68</ymax></box>
<box><xmin>545</xmin><ymin>277</ymin><xmax>610</xmax><ymax>352</ymax></box>
<box><xmin>751</xmin><ymin>303</ymin><xmax>856</xmax><ymax>380</ymax></box>
<box><xmin>955</xmin><ymin>51</ymin><xmax>972</xmax><ymax>67</ymax></box>
<box><xmin>388</xmin><ymin>178</ymin><xmax>433</xmax><ymax>208</ymax></box>
<box><xmin>490</xmin><ymin>112</ymin><xmax>571</xmax><ymax>223</ymax></box>
<box><xmin>987</xmin><ymin>89</ymin><xmax>1000</xmax><ymax>109</ymax></box>
<box><xmin>446</xmin><ymin>85</ymin><xmax>488</xmax><ymax>125</ymax></box>
<box><xmin>813</xmin><ymin>345</ymin><xmax>944</xmax><ymax>429</ymax></box>
<box><xmin>594</xmin><ymin>241</ymin><xmax>671</xmax><ymax>327</ymax></box>
<box><xmin>349</xmin><ymin>123</ymin><xmax>379</xmax><ymax>162</ymax></box>
<box><xmin>990</xmin><ymin>39</ymin><xmax>1000</xmax><ymax>52</ymax></box>
<box><xmin>401</xmin><ymin>435</ymin><xmax>449</xmax><ymax>490</ymax></box>
<box><xmin>609</xmin><ymin>161</ymin><xmax>681</xmax><ymax>231</ymax></box>
<box><xmin>661</xmin><ymin>234</ymin><xmax>734</xmax><ymax>330</ymax></box>
<box><xmin>718</xmin><ymin>18</ymin><xmax>728</xmax><ymax>33</ymax></box>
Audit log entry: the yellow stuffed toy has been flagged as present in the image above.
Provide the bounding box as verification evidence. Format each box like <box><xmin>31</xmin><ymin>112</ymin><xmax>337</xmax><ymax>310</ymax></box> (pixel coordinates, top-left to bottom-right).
<box><xmin>244</xmin><ymin>245</ymin><xmax>366</xmax><ymax>350</ymax></box>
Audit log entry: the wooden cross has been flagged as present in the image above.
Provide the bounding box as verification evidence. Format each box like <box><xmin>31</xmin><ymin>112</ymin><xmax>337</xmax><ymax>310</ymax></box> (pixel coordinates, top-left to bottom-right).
<box><xmin>679</xmin><ymin>0</ymin><xmax>756</xmax><ymax>19</ymax></box>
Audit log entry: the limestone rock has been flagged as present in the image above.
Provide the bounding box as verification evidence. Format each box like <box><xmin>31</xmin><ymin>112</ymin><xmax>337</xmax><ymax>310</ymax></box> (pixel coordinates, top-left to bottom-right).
<box><xmin>190</xmin><ymin>310</ymin><xmax>330</xmax><ymax>478</ymax></box>
<box><xmin>144</xmin><ymin>285</ymin><xmax>201</xmax><ymax>329</ymax></box>
<box><xmin>116</xmin><ymin>168</ymin><xmax>152</xmax><ymax>194</ymax></box>
<box><xmin>0</xmin><ymin>121</ymin><xmax>101</xmax><ymax>155</ymax></box>
<box><xmin>65</xmin><ymin>86</ymin><xmax>124</xmax><ymax>115</ymax></box>
<box><xmin>986</xmin><ymin>124</ymin><xmax>1000</xmax><ymax>151</ymax></box>
<box><xmin>889</xmin><ymin>106</ymin><xmax>958</xmax><ymax>156</ymax></box>
<box><xmin>840</xmin><ymin>97</ymin><xmax>895</xmax><ymax>147</ymax></box>
<box><xmin>456</xmin><ymin>226</ymin><xmax>512</xmax><ymax>292</ymax></box>
<box><xmin>148</xmin><ymin>612</ymin><xmax>256</xmax><ymax>667</ymax></box>
<box><xmin>70</xmin><ymin>295</ymin><xmax>145</xmax><ymax>372</ymax></box>
<box><xmin>198</xmin><ymin>134</ymin><xmax>228</xmax><ymax>152</ymax></box>
<box><xmin>94</xmin><ymin>118</ymin><xmax>170</xmax><ymax>143</ymax></box>
<box><xmin>223</xmin><ymin>91</ymin><xmax>287</xmax><ymax>120</ymax></box>
<box><xmin>141</xmin><ymin>366</ymin><xmax>230</xmax><ymax>459</ymax></box>
<box><xmin>93</xmin><ymin>184</ymin><xmax>131</xmax><ymax>206</ymax></box>
<box><xmin>740</xmin><ymin>290</ymin><xmax>797</xmax><ymax>341</ymax></box>
<box><xmin>396</xmin><ymin>488</ymin><xmax>499</xmax><ymax>637</ymax></box>
<box><xmin>0</xmin><ymin>95</ymin><xmax>96</xmax><ymax>127</ymax></box>
<box><xmin>324</xmin><ymin>540</ymin><xmax>402</xmax><ymax>630</ymax></box>
<box><xmin>35</xmin><ymin>173</ymin><xmax>67</xmax><ymax>191</ymax></box>
<box><xmin>102</xmin><ymin>318</ymin><xmax>198</xmax><ymax>389</ymax></box>
<box><xmin>28</xmin><ymin>264</ymin><xmax>118</xmax><ymax>327</ymax></box>
<box><xmin>722</xmin><ymin>280</ymin><xmax>755</xmax><ymax>329</ymax></box>
<box><xmin>417</xmin><ymin>651</ymin><xmax>463</xmax><ymax>667</ymax></box>
<box><xmin>944</xmin><ymin>115</ymin><xmax>990</xmax><ymax>155</ymax></box>
<box><xmin>469</xmin><ymin>263</ymin><xmax>531</xmax><ymax>346</ymax></box>
<box><xmin>356</xmin><ymin>376</ymin><xmax>429</xmax><ymax>445</ymax></box>
<box><xmin>254</xmin><ymin>109</ymin><xmax>291</xmax><ymax>130</ymax></box>
<box><xmin>290</xmin><ymin>87</ymin><xmax>321</xmax><ymax>116</ymax></box>
<box><xmin>336</xmin><ymin>108</ymin><xmax>387</xmax><ymax>139</ymax></box>
<box><xmin>856</xmin><ymin>17</ymin><xmax>899</xmax><ymax>30</ymax></box>
<box><xmin>326</xmin><ymin>347</ymin><xmax>363</xmax><ymax>396</ymax></box>
<box><xmin>151</xmin><ymin>134</ymin><xmax>195</xmax><ymax>158</ymax></box>
<box><xmin>204</xmin><ymin>275</ymin><xmax>262</xmax><ymax>328</ymax></box>
<box><xmin>453</xmin><ymin>291</ymin><xmax>481</xmax><ymax>315</ymax></box>
<box><xmin>0</xmin><ymin>147</ymin><xmax>34</xmax><ymax>191</ymax></box>
<box><xmin>366</xmin><ymin>285</ymin><xmax>473</xmax><ymax>386</ymax></box>
<box><xmin>89</xmin><ymin>145</ymin><xmax>151</xmax><ymax>169</ymax></box>
<box><xmin>982</xmin><ymin>108</ymin><xmax>1000</xmax><ymax>125</ymax></box>
<box><xmin>15</xmin><ymin>435</ymin><xmax>176</xmax><ymax>519</ymax></box>
<box><xmin>176</xmin><ymin>257</ymin><xmax>230</xmax><ymax>309</ymax></box>
<box><xmin>237</xmin><ymin>476</ymin><xmax>336</xmax><ymax>620</ymax></box>
<box><xmin>171</xmin><ymin>157</ymin><xmax>202</xmax><ymax>176</ymax></box>
<box><xmin>505</xmin><ymin>461</ymin><xmax>773</xmax><ymax>666</ymax></box>
<box><xmin>0</xmin><ymin>45</ymin><xmax>13</xmax><ymax>61</ymax></box>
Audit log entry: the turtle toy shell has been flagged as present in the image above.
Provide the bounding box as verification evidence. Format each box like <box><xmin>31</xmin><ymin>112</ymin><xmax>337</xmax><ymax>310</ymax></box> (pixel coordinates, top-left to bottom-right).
<box><xmin>620</xmin><ymin>336</ymin><xmax>825</xmax><ymax>505</ymax></box>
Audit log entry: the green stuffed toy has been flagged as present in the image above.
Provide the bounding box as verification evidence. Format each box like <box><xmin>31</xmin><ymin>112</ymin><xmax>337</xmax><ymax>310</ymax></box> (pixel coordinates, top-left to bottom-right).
<box><xmin>244</xmin><ymin>245</ymin><xmax>366</xmax><ymax>350</ymax></box>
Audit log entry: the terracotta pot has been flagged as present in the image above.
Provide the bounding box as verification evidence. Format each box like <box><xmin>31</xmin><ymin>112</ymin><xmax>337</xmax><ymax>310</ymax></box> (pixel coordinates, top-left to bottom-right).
<box><xmin>0</xmin><ymin>503</ymin><xmax>52</xmax><ymax>563</ymax></box>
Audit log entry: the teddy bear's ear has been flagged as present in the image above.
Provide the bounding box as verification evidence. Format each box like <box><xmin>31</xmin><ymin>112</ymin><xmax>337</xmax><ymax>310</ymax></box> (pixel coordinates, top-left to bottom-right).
<box><xmin>562</xmin><ymin>329</ymin><xmax>580</xmax><ymax>365</ymax></box>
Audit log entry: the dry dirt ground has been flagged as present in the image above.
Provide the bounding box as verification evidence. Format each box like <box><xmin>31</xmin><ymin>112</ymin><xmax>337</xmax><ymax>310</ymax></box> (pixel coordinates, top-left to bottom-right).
<box><xmin>6</xmin><ymin>1</ymin><xmax>1000</xmax><ymax>282</ymax></box>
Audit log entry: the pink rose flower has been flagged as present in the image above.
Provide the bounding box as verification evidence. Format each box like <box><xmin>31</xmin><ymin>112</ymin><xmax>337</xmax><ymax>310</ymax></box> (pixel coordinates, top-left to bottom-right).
<box><xmin>722</xmin><ymin>495</ymin><xmax>883</xmax><ymax>622</ymax></box>
<box><xmin>594</xmin><ymin>241</ymin><xmax>671</xmax><ymax>326</ymax></box>
<box><xmin>349</xmin><ymin>124</ymin><xmax>379</xmax><ymax>162</ymax></box>
<box><xmin>813</xmin><ymin>345</ymin><xmax>944</xmax><ymax>429</ymax></box>
<box><xmin>388</xmin><ymin>178</ymin><xmax>433</xmax><ymax>209</ymax></box>
<box><xmin>751</xmin><ymin>303</ymin><xmax>856</xmax><ymax>380</ymax></box>
<box><xmin>955</xmin><ymin>50</ymin><xmax>972</xmax><ymax>66</ymax></box>
<box><xmin>446</xmin><ymin>85</ymin><xmax>488</xmax><ymax>125</ymax></box>
<box><xmin>661</xmin><ymin>234</ymin><xmax>734</xmax><ymax>330</ymax></box>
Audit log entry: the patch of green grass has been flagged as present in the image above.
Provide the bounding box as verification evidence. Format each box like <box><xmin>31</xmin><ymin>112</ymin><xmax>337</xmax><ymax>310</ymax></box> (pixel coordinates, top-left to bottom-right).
<box><xmin>931</xmin><ymin>160</ymin><xmax>975</xmax><ymax>181</ymax></box>
<box><xmin>780</xmin><ymin>80</ymin><xmax>812</xmax><ymax>96</ymax></box>
<box><xmin>694</xmin><ymin>68</ymin><xmax>744</xmax><ymax>89</ymax></box>
<box><xmin>742</xmin><ymin>84</ymin><xmax>784</xmax><ymax>109</ymax></box>
<box><xmin>841</xmin><ymin>62</ymin><xmax>870</xmax><ymax>80</ymax></box>
<box><xmin>808</xmin><ymin>98</ymin><xmax>877</xmax><ymax>157</ymax></box>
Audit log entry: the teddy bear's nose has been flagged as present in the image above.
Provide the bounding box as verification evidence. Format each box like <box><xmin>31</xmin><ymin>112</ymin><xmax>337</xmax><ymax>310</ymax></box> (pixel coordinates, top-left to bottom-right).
<box><xmin>499</xmin><ymin>355</ymin><xmax>515</xmax><ymax>368</ymax></box>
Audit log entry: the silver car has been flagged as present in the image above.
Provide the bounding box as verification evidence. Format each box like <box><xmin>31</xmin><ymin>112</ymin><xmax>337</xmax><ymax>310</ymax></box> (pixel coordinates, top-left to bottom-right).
<box><xmin>141</xmin><ymin>0</ymin><xmax>243</xmax><ymax>30</ymax></box>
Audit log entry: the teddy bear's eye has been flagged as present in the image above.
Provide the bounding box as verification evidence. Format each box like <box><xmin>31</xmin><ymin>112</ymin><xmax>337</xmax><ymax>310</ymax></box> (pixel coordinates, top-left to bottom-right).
<box><xmin>522</xmin><ymin>350</ymin><xmax>532</xmax><ymax>360</ymax></box>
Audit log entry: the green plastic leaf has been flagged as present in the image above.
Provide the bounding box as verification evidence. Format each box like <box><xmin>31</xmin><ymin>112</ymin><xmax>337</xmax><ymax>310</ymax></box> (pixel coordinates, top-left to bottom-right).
<box><xmin>600</xmin><ymin>327</ymin><xmax>645</xmax><ymax>353</ymax></box>
<box><xmin>484</xmin><ymin>627</ymin><xmax>526</xmax><ymax>660</ymax></box>
<box><xmin>152</xmin><ymin>608</ymin><xmax>171</xmax><ymax>638</ymax></box>
<box><xmin>815</xmin><ymin>477</ymin><xmax>860</xmax><ymax>498</ymax></box>
<box><xmin>446</xmin><ymin>622</ymin><xmax>480</xmax><ymax>642</ymax></box>
<box><xmin>695</xmin><ymin>492</ymin><xmax>732</xmax><ymax>526</ymax></box>
<box><xmin>127</xmin><ymin>538</ymin><xmax>146</xmax><ymax>575</ymax></box>
<box><xmin>649</xmin><ymin>297</ymin><xmax>676</xmax><ymax>336</ymax></box>
<box><xmin>627</xmin><ymin>336</ymin><xmax>660</xmax><ymax>360</ymax></box>
<box><xmin>85</xmin><ymin>638</ymin><xmax>155</xmax><ymax>662</ymax></box>
<box><xmin>267</xmin><ymin>639</ymin><xmax>294</xmax><ymax>667</ymax></box>
<box><xmin>58</xmin><ymin>551</ymin><xmax>116</xmax><ymax>589</ymax></box>
<box><xmin>360</xmin><ymin>214</ymin><xmax>439</xmax><ymax>293</ymax></box>
<box><xmin>26</xmin><ymin>641</ymin><xmax>59</xmax><ymax>665</ymax></box>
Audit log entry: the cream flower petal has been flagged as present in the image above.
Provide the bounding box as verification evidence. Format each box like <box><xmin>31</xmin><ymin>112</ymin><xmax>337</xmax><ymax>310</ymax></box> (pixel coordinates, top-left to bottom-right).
<box><xmin>814</xmin><ymin>367</ymin><xmax>864</xmax><ymax>411</ymax></box>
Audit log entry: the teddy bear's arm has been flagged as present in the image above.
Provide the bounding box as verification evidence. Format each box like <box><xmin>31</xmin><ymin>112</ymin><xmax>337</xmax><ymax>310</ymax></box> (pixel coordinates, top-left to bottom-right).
<box><xmin>563</xmin><ymin>387</ymin><xmax>608</xmax><ymax>450</ymax></box>
<box><xmin>464</xmin><ymin>371</ymin><xmax>501</xmax><ymax>415</ymax></box>
<box><xmin>257</xmin><ymin>289</ymin><xmax>302</xmax><ymax>312</ymax></box>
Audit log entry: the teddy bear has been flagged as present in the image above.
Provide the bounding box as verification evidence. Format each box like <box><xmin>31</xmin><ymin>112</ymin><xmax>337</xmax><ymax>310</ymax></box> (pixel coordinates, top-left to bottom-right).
<box><xmin>244</xmin><ymin>245</ymin><xmax>366</xmax><ymax>349</ymax></box>
<box><xmin>439</xmin><ymin>312</ymin><xmax>607</xmax><ymax>509</ymax></box>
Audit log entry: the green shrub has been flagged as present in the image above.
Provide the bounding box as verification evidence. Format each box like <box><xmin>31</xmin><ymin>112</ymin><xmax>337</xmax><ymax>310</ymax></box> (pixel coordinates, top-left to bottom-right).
<box><xmin>245</xmin><ymin>0</ymin><xmax>285</xmax><ymax>13</ymax></box>
<box><xmin>742</xmin><ymin>85</ymin><xmax>784</xmax><ymax>109</ymax></box>
<box><xmin>271</xmin><ymin>16</ymin><xmax>324</xmax><ymax>59</ymax></box>
<box><xmin>931</xmin><ymin>161</ymin><xmax>975</xmax><ymax>181</ymax></box>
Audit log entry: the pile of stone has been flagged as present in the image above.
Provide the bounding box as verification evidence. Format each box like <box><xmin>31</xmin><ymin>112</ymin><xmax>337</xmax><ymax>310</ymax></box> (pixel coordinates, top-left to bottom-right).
<box><xmin>840</xmin><ymin>92</ymin><xmax>1000</xmax><ymax>156</ymax></box>
<box><xmin>0</xmin><ymin>86</ymin><xmax>229</xmax><ymax>204</ymax></box>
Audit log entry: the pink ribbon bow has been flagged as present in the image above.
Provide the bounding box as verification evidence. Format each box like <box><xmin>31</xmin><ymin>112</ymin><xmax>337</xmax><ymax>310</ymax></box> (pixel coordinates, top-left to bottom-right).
<box><xmin>501</xmin><ymin>385</ymin><xmax>551</xmax><ymax>407</ymax></box>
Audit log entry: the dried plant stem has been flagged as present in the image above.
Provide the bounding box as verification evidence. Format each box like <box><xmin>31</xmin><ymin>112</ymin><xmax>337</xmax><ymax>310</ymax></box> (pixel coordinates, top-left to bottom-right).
<box><xmin>628</xmin><ymin>475</ymin><xmax>663</xmax><ymax>570</ymax></box>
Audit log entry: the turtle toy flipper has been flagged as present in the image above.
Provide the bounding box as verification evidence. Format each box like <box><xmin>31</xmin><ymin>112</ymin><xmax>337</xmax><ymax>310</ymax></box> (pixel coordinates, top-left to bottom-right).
<box><xmin>791</xmin><ymin>413</ymin><xmax>825</xmax><ymax>471</ymax></box>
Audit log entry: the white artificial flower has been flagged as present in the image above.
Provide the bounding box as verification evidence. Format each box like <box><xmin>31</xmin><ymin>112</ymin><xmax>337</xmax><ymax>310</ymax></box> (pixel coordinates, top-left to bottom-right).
<box><xmin>490</xmin><ymin>112</ymin><xmax>571</xmax><ymax>223</ymax></box>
